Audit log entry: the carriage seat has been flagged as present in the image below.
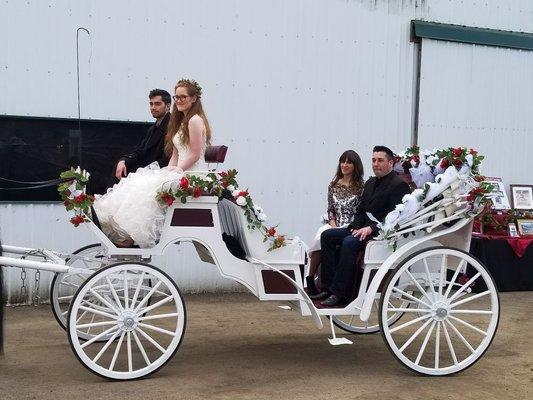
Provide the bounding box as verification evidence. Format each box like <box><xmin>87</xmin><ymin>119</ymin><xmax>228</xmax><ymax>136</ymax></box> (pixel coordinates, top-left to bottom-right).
<box><xmin>205</xmin><ymin>145</ymin><xmax>228</xmax><ymax>163</ymax></box>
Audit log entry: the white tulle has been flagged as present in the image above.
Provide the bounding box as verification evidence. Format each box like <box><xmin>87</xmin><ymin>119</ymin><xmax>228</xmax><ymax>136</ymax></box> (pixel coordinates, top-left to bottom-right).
<box><xmin>93</xmin><ymin>128</ymin><xmax>208</xmax><ymax>248</ymax></box>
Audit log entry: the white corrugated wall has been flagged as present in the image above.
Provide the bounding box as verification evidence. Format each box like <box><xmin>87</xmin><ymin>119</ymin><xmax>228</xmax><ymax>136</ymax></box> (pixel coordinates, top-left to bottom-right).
<box><xmin>1</xmin><ymin>0</ymin><xmax>532</xmax><ymax>302</ymax></box>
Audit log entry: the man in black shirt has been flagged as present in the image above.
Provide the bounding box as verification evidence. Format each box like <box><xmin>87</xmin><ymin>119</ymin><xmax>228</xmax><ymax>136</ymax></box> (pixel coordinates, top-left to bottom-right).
<box><xmin>114</xmin><ymin>89</ymin><xmax>171</xmax><ymax>180</ymax></box>
<box><xmin>311</xmin><ymin>145</ymin><xmax>411</xmax><ymax>306</ymax></box>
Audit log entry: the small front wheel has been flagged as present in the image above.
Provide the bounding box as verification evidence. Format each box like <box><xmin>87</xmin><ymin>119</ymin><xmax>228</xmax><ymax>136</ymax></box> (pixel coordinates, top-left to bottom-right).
<box><xmin>68</xmin><ymin>262</ymin><xmax>186</xmax><ymax>380</ymax></box>
<box><xmin>379</xmin><ymin>247</ymin><xmax>499</xmax><ymax>376</ymax></box>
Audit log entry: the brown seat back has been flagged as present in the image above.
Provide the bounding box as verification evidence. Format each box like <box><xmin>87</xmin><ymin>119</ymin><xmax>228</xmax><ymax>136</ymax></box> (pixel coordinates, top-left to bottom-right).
<box><xmin>204</xmin><ymin>145</ymin><xmax>228</xmax><ymax>163</ymax></box>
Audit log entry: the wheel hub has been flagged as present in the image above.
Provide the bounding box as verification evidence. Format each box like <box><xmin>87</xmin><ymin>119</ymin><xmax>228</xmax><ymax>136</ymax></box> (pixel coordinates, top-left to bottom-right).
<box><xmin>432</xmin><ymin>300</ymin><xmax>449</xmax><ymax>321</ymax></box>
<box><xmin>119</xmin><ymin>311</ymin><xmax>138</xmax><ymax>332</ymax></box>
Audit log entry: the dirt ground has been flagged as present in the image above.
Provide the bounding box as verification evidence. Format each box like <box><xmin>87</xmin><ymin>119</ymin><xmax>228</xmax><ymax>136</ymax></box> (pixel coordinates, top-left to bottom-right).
<box><xmin>0</xmin><ymin>292</ymin><xmax>531</xmax><ymax>400</ymax></box>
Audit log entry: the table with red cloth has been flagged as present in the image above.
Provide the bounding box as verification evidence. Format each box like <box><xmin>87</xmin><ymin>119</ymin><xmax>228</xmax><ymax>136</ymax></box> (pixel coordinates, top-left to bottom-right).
<box><xmin>469</xmin><ymin>233</ymin><xmax>533</xmax><ymax>291</ymax></box>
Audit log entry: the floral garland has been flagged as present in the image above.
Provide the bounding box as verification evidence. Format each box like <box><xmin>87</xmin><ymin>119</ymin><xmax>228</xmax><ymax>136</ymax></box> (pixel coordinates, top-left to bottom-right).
<box><xmin>380</xmin><ymin>146</ymin><xmax>493</xmax><ymax>241</ymax></box>
<box><xmin>57</xmin><ymin>167</ymin><xmax>94</xmax><ymax>226</ymax></box>
<box><xmin>156</xmin><ymin>169</ymin><xmax>286</xmax><ymax>251</ymax></box>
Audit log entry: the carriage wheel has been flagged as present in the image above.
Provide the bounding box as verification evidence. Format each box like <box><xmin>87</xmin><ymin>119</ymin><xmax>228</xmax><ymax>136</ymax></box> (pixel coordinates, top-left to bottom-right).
<box><xmin>51</xmin><ymin>244</ymin><xmax>110</xmax><ymax>339</ymax></box>
<box><xmin>379</xmin><ymin>247</ymin><xmax>499</xmax><ymax>376</ymax></box>
<box><xmin>67</xmin><ymin>262</ymin><xmax>186</xmax><ymax>380</ymax></box>
<box><xmin>332</xmin><ymin>292</ymin><xmax>409</xmax><ymax>334</ymax></box>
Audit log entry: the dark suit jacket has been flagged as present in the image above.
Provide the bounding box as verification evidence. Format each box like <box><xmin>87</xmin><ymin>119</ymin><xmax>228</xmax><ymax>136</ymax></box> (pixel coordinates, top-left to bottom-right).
<box><xmin>348</xmin><ymin>171</ymin><xmax>411</xmax><ymax>236</ymax></box>
<box><xmin>119</xmin><ymin>112</ymin><xmax>170</xmax><ymax>172</ymax></box>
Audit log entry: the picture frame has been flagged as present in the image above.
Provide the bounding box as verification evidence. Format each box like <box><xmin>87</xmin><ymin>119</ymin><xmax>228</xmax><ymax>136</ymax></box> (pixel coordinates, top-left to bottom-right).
<box><xmin>484</xmin><ymin>177</ymin><xmax>511</xmax><ymax>210</ymax></box>
<box><xmin>508</xmin><ymin>223</ymin><xmax>519</xmax><ymax>237</ymax></box>
<box><xmin>516</xmin><ymin>219</ymin><xmax>533</xmax><ymax>236</ymax></box>
<box><xmin>510</xmin><ymin>184</ymin><xmax>533</xmax><ymax>210</ymax></box>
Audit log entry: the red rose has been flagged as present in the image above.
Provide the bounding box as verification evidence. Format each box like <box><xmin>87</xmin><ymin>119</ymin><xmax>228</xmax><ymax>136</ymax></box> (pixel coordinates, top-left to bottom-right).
<box><xmin>193</xmin><ymin>186</ymin><xmax>202</xmax><ymax>198</ymax></box>
<box><xmin>70</xmin><ymin>215</ymin><xmax>85</xmax><ymax>227</ymax></box>
<box><xmin>267</xmin><ymin>227</ymin><xmax>276</xmax><ymax>237</ymax></box>
<box><xmin>87</xmin><ymin>195</ymin><xmax>95</xmax><ymax>202</ymax></box>
<box><xmin>470</xmin><ymin>148</ymin><xmax>478</xmax><ymax>156</ymax></box>
<box><xmin>440</xmin><ymin>159</ymin><xmax>450</xmax><ymax>168</ymax></box>
<box><xmin>63</xmin><ymin>200</ymin><xmax>70</xmax><ymax>206</ymax></box>
<box><xmin>453</xmin><ymin>158</ymin><xmax>463</xmax><ymax>166</ymax></box>
<box><xmin>161</xmin><ymin>193</ymin><xmax>174</xmax><ymax>206</ymax></box>
<box><xmin>238</xmin><ymin>190</ymin><xmax>249</xmax><ymax>197</ymax></box>
<box><xmin>453</xmin><ymin>147</ymin><xmax>463</xmax><ymax>157</ymax></box>
<box><xmin>219</xmin><ymin>171</ymin><xmax>228</xmax><ymax>178</ymax></box>
<box><xmin>221</xmin><ymin>180</ymin><xmax>229</xmax><ymax>188</ymax></box>
<box><xmin>74</xmin><ymin>194</ymin><xmax>86</xmax><ymax>203</ymax></box>
<box><xmin>179</xmin><ymin>177</ymin><xmax>189</xmax><ymax>189</ymax></box>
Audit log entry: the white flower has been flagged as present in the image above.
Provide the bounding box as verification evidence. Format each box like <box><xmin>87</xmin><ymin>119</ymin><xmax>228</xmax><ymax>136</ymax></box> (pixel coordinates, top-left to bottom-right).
<box><xmin>85</xmin><ymin>171</ymin><xmax>90</xmax><ymax>179</ymax></box>
<box><xmin>465</xmin><ymin>154</ymin><xmax>474</xmax><ymax>167</ymax></box>
<box><xmin>236</xmin><ymin>196</ymin><xmax>247</xmax><ymax>206</ymax></box>
<box><xmin>402</xmin><ymin>193</ymin><xmax>412</xmax><ymax>203</ymax></box>
<box><xmin>426</xmin><ymin>155</ymin><xmax>437</xmax><ymax>165</ymax></box>
<box><xmin>257</xmin><ymin>213</ymin><xmax>267</xmax><ymax>221</ymax></box>
<box><xmin>253</xmin><ymin>204</ymin><xmax>263</xmax><ymax>215</ymax></box>
<box><xmin>75</xmin><ymin>166</ymin><xmax>81</xmax><ymax>174</ymax></box>
<box><xmin>232</xmin><ymin>189</ymin><xmax>241</xmax><ymax>198</ymax></box>
<box><xmin>395</xmin><ymin>203</ymin><xmax>405</xmax><ymax>212</ymax></box>
<box><xmin>227</xmin><ymin>184</ymin><xmax>235</xmax><ymax>192</ymax></box>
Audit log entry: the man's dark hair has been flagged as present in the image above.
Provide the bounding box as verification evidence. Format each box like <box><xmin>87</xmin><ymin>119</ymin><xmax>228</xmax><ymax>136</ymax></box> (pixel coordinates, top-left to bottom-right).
<box><xmin>149</xmin><ymin>89</ymin><xmax>171</xmax><ymax>105</ymax></box>
<box><xmin>373</xmin><ymin>145</ymin><xmax>394</xmax><ymax>160</ymax></box>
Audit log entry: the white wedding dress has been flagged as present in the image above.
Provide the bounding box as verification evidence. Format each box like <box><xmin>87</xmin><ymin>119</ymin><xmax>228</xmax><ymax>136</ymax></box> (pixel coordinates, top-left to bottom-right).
<box><xmin>94</xmin><ymin>127</ymin><xmax>208</xmax><ymax>248</ymax></box>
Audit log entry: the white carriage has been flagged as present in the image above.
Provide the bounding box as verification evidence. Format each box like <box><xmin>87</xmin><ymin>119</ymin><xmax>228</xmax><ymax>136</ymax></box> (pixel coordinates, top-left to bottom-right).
<box><xmin>0</xmin><ymin>149</ymin><xmax>499</xmax><ymax>380</ymax></box>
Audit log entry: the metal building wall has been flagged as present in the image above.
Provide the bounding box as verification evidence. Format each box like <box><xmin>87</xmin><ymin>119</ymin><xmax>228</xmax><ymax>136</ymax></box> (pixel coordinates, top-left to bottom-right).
<box><xmin>417</xmin><ymin>38</ymin><xmax>533</xmax><ymax>187</ymax></box>
<box><xmin>1</xmin><ymin>0</ymin><xmax>532</xmax><ymax>301</ymax></box>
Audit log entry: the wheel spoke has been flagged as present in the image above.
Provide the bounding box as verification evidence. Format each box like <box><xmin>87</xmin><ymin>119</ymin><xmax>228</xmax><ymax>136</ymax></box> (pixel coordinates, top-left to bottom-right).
<box><xmin>389</xmin><ymin>313</ymin><xmax>431</xmax><ymax>334</ymax></box>
<box><xmin>77</xmin><ymin>320</ymin><xmax>117</xmax><ymax>329</ymax></box>
<box><xmin>89</xmin><ymin>288</ymin><xmax>120</xmax><ymax>315</ymax></box>
<box><xmin>127</xmin><ymin>332</ymin><xmax>133</xmax><ymax>372</ymax></box>
<box><xmin>138</xmin><ymin>322</ymin><xmax>177</xmax><ymax>337</ymax></box>
<box><xmin>392</xmin><ymin>287</ymin><xmax>431</xmax><ymax>308</ymax></box>
<box><xmin>415</xmin><ymin>320</ymin><xmax>436</xmax><ymax>365</ymax></box>
<box><xmin>124</xmin><ymin>270</ymin><xmax>130</xmax><ymax>310</ymax></box>
<box><xmin>136</xmin><ymin>327</ymin><xmax>166</xmax><ymax>353</ymax></box>
<box><xmin>399</xmin><ymin>318</ymin><xmax>433</xmax><ymax>353</ymax></box>
<box><xmin>136</xmin><ymin>295</ymin><xmax>174</xmax><ymax>316</ymax></box>
<box><xmin>449</xmin><ymin>290</ymin><xmax>491</xmax><ymax>308</ymax></box>
<box><xmin>138</xmin><ymin>313</ymin><xmax>180</xmax><ymax>321</ymax></box>
<box><xmin>448</xmin><ymin>315</ymin><xmax>487</xmax><ymax>336</ymax></box>
<box><xmin>132</xmin><ymin>331</ymin><xmax>151</xmax><ymax>366</ymax></box>
<box><xmin>78</xmin><ymin>305</ymin><xmax>118</xmax><ymax>320</ymax></box>
<box><xmin>405</xmin><ymin>270</ymin><xmax>431</xmax><ymax>302</ymax></box>
<box><xmin>435</xmin><ymin>322</ymin><xmax>441</xmax><ymax>369</ymax></box>
<box><xmin>106</xmin><ymin>276</ymin><xmax>125</xmax><ymax>312</ymax></box>
<box><xmin>109</xmin><ymin>332</ymin><xmax>126</xmax><ymax>371</ymax></box>
<box><xmin>130</xmin><ymin>272</ymin><xmax>146</xmax><ymax>310</ymax></box>
<box><xmin>387</xmin><ymin>308</ymin><xmax>431</xmax><ymax>313</ymax></box>
<box><xmin>92</xmin><ymin>330</ymin><xmax>122</xmax><ymax>363</ymax></box>
<box><xmin>76</xmin><ymin>308</ymin><xmax>89</xmax><ymax>323</ymax></box>
<box><xmin>444</xmin><ymin>260</ymin><xmax>466</xmax><ymax>298</ymax></box>
<box><xmin>448</xmin><ymin>273</ymin><xmax>481</xmax><ymax>303</ymax></box>
<box><xmin>57</xmin><ymin>295</ymin><xmax>74</xmax><ymax>301</ymax></box>
<box><xmin>423</xmin><ymin>259</ymin><xmax>436</xmax><ymax>295</ymax></box>
<box><xmin>438</xmin><ymin>255</ymin><xmax>447</xmax><ymax>296</ymax></box>
<box><xmin>80</xmin><ymin>325</ymin><xmax>119</xmax><ymax>349</ymax></box>
<box><xmin>449</xmin><ymin>309</ymin><xmax>493</xmax><ymax>315</ymax></box>
<box><xmin>445</xmin><ymin>319</ymin><xmax>475</xmax><ymax>353</ymax></box>
<box><xmin>134</xmin><ymin>281</ymin><xmax>163</xmax><ymax>313</ymax></box>
<box><xmin>442</xmin><ymin>321</ymin><xmax>458</xmax><ymax>365</ymax></box>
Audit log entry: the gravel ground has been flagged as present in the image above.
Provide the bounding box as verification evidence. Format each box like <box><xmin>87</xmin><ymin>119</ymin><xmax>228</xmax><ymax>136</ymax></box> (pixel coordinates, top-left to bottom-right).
<box><xmin>0</xmin><ymin>292</ymin><xmax>531</xmax><ymax>400</ymax></box>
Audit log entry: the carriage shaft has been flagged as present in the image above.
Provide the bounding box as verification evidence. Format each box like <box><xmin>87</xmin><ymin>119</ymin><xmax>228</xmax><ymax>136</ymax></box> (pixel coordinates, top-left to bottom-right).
<box><xmin>0</xmin><ymin>256</ymin><xmax>70</xmax><ymax>273</ymax></box>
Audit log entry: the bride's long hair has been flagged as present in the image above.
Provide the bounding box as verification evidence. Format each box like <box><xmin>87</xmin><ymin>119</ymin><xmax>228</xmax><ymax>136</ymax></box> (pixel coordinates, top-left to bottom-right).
<box><xmin>165</xmin><ymin>79</ymin><xmax>212</xmax><ymax>155</ymax></box>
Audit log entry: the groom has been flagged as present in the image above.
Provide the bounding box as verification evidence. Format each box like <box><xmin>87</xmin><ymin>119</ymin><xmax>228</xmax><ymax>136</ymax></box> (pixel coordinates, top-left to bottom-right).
<box><xmin>312</xmin><ymin>145</ymin><xmax>411</xmax><ymax>306</ymax></box>
<box><xmin>114</xmin><ymin>89</ymin><xmax>171</xmax><ymax>180</ymax></box>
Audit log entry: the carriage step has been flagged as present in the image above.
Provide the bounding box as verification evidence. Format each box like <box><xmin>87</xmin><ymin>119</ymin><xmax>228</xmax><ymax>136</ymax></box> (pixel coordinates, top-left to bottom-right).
<box><xmin>328</xmin><ymin>316</ymin><xmax>353</xmax><ymax>346</ymax></box>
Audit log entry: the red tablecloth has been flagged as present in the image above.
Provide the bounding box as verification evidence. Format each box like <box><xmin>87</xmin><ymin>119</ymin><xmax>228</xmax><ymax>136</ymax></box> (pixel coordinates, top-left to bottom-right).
<box><xmin>472</xmin><ymin>233</ymin><xmax>533</xmax><ymax>258</ymax></box>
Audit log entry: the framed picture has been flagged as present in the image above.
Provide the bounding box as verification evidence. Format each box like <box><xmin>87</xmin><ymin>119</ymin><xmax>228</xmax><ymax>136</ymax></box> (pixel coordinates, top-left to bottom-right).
<box><xmin>510</xmin><ymin>185</ymin><xmax>533</xmax><ymax>210</ymax></box>
<box><xmin>508</xmin><ymin>223</ymin><xmax>519</xmax><ymax>237</ymax></box>
<box><xmin>484</xmin><ymin>177</ymin><xmax>511</xmax><ymax>210</ymax></box>
<box><xmin>516</xmin><ymin>219</ymin><xmax>533</xmax><ymax>236</ymax></box>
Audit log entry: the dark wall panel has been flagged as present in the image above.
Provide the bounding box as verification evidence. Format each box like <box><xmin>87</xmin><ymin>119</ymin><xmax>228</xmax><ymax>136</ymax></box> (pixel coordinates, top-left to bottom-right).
<box><xmin>0</xmin><ymin>115</ymin><xmax>151</xmax><ymax>201</ymax></box>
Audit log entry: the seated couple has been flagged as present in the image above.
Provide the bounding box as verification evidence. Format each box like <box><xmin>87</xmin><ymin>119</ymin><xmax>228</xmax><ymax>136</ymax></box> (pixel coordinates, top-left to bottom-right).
<box><xmin>93</xmin><ymin>79</ymin><xmax>212</xmax><ymax>248</ymax></box>
<box><xmin>307</xmin><ymin>146</ymin><xmax>411</xmax><ymax>307</ymax></box>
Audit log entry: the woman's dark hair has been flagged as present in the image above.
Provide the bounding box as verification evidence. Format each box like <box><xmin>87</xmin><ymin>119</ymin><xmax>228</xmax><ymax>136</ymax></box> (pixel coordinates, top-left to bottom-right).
<box><xmin>332</xmin><ymin>150</ymin><xmax>364</xmax><ymax>190</ymax></box>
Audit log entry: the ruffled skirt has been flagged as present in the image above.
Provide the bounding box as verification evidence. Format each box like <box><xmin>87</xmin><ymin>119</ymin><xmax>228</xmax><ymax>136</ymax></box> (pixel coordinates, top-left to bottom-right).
<box><xmin>93</xmin><ymin>163</ymin><xmax>179</xmax><ymax>248</ymax></box>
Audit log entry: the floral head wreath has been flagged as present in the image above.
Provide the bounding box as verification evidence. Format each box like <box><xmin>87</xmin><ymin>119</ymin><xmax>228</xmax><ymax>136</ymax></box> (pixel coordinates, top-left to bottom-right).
<box><xmin>177</xmin><ymin>78</ymin><xmax>202</xmax><ymax>97</ymax></box>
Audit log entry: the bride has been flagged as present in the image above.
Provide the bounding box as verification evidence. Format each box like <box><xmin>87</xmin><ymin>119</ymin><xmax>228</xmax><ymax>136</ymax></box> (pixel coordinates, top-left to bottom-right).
<box><xmin>93</xmin><ymin>79</ymin><xmax>212</xmax><ymax>248</ymax></box>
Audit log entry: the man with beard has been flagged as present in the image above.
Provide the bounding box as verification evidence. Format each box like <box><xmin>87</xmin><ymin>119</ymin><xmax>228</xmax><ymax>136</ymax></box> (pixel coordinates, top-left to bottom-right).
<box><xmin>114</xmin><ymin>89</ymin><xmax>171</xmax><ymax>180</ymax></box>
